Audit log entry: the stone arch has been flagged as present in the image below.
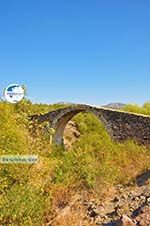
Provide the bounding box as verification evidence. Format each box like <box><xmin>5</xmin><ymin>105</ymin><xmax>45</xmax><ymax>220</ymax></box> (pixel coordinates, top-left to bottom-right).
<box><xmin>31</xmin><ymin>104</ymin><xmax>150</xmax><ymax>146</ymax></box>
<box><xmin>51</xmin><ymin>105</ymin><xmax>112</xmax><ymax>145</ymax></box>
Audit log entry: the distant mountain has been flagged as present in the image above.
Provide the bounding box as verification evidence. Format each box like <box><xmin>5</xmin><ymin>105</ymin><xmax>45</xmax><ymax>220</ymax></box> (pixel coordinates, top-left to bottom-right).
<box><xmin>54</xmin><ymin>102</ymin><xmax>126</xmax><ymax>110</ymax></box>
<box><xmin>103</xmin><ymin>103</ymin><xmax>126</xmax><ymax>110</ymax></box>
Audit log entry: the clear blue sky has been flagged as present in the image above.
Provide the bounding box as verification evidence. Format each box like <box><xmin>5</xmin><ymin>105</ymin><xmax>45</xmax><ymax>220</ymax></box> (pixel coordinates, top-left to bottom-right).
<box><xmin>0</xmin><ymin>0</ymin><xmax>150</xmax><ymax>105</ymax></box>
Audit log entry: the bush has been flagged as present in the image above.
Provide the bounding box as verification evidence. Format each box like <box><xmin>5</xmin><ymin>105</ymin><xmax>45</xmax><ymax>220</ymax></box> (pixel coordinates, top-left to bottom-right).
<box><xmin>0</xmin><ymin>100</ymin><xmax>150</xmax><ymax>225</ymax></box>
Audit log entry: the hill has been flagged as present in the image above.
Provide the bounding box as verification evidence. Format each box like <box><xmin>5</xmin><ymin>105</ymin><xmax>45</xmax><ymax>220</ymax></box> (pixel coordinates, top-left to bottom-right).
<box><xmin>103</xmin><ymin>102</ymin><xmax>126</xmax><ymax>109</ymax></box>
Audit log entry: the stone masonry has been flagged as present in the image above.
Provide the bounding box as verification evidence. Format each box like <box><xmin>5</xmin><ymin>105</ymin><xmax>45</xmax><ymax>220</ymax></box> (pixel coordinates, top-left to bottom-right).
<box><xmin>31</xmin><ymin>104</ymin><xmax>150</xmax><ymax>145</ymax></box>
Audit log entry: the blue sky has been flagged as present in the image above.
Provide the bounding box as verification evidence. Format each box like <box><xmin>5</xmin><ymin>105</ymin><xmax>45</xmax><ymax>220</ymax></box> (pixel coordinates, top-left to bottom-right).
<box><xmin>0</xmin><ymin>0</ymin><xmax>150</xmax><ymax>105</ymax></box>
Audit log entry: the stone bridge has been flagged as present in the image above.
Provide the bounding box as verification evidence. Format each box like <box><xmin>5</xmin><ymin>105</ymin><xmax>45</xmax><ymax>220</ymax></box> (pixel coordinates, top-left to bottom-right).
<box><xmin>31</xmin><ymin>104</ymin><xmax>150</xmax><ymax>145</ymax></box>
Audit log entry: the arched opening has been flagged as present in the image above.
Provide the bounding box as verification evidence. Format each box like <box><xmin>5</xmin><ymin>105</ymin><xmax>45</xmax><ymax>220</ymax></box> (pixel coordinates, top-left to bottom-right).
<box><xmin>52</xmin><ymin>108</ymin><xmax>111</xmax><ymax>146</ymax></box>
<box><xmin>53</xmin><ymin>109</ymin><xmax>84</xmax><ymax>144</ymax></box>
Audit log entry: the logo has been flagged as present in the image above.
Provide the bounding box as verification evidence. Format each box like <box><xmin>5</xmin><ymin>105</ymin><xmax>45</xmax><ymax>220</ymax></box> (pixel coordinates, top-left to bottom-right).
<box><xmin>4</xmin><ymin>84</ymin><xmax>25</xmax><ymax>103</ymax></box>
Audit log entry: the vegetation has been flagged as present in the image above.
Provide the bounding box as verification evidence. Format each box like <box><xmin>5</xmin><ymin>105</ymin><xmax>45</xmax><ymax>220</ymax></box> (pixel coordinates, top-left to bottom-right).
<box><xmin>0</xmin><ymin>100</ymin><xmax>150</xmax><ymax>225</ymax></box>
<box><xmin>123</xmin><ymin>102</ymin><xmax>150</xmax><ymax>115</ymax></box>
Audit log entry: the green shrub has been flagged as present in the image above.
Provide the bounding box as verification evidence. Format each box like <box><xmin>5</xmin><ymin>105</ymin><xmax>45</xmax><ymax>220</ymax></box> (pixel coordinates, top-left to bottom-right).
<box><xmin>0</xmin><ymin>100</ymin><xmax>150</xmax><ymax>225</ymax></box>
<box><xmin>123</xmin><ymin>102</ymin><xmax>150</xmax><ymax>115</ymax></box>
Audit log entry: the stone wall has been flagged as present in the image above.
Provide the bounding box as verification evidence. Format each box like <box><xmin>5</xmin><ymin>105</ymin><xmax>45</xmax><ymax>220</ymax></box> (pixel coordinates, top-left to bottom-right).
<box><xmin>31</xmin><ymin>104</ymin><xmax>150</xmax><ymax>145</ymax></box>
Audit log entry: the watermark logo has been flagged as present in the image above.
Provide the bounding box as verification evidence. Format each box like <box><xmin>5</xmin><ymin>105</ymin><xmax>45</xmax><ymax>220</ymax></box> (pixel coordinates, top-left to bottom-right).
<box><xmin>0</xmin><ymin>155</ymin><xmax>38</xmax><ymax>164</ymax></box>
<box><xmin>4</xmin><ymin>84</ymin><xmax>25</xmax><ymax>103</ymax></box>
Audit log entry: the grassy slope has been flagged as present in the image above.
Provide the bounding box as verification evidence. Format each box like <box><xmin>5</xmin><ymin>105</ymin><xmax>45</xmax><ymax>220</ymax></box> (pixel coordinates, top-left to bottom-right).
<box><xmin>0</xmin><ymin>100</ymin><xmax>150</xmax><ymax>226</ymax></box>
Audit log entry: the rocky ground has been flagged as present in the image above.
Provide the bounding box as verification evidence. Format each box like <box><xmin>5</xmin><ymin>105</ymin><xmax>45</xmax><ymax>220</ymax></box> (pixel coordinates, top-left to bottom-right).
<box><xmin>50</xmin><ymin>121</ymin><xmax>150</xmax><ymax>226</ymax></box>
<box><xmin>85</xmin><ymin>172</ymin><xmax>150</xmax><ymax>225</ymax></box>
<box><xmin>64</xmin><ymin>121</ymin><xmax>80</xmax><ymax>149</ymax></box>
<box><xmin>46</xmin><ymin>170</ymin><xmax>150</xmax><ymax>226</ymax></box>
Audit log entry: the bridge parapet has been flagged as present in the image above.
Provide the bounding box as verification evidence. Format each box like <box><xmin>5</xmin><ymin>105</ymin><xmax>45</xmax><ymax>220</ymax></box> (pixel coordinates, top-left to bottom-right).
<box><xmin>31</xmin><ymin>104</ymin><xmax>150</xmax><ymax>145</ymax></box>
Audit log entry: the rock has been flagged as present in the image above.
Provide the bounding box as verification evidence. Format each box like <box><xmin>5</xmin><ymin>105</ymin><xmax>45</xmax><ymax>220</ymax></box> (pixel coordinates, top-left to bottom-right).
<box><xmin>139</xmin><ymin>195</ymin><xmax>146</xmax><ymax>203</ymax></box>
<box><xmin>48</xmin><ymin>181</ymin><xmax>150</xmax><ymax>225</ymax></box>
<box><xmin>94</xmin><ymin>205</ymin><xmax>105</xmax><ymax>215</ymax></box>
<box><xmin>120</xmin><ymin>215</ymin><xmax>136</xmax><ymax>226</ymax></box>
<box><xmin>147</xmin><ymin>197</ymin><xmax>150</xmax><ymax>204</ymax></box>
<box><xmin>64</xmin><ymin>120</ymin><xmax>80</xmax><ymax>149</ymax></box>
<box><xmin>135</xmin><ymin>206</ymin><xmax>150</xmax><ymax>226</ymax></box>
<box><xmin>143</xmin><ymin>186</ymin><xmax>150</xmax><ymax>196</ymax></box>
